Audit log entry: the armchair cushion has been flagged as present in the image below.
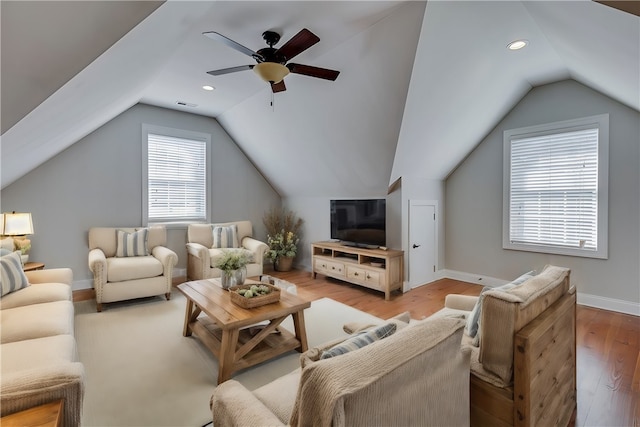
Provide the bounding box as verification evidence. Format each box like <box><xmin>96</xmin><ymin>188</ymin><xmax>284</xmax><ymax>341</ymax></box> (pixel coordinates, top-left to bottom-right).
<box><xmin>106</xmin><ymin>256</ymin><xmax>163</xmax><ymax>282</ymax></box>
<box><xmin>116</xmin><ymin>229</ymin><xmax>149</xmax><ymax>257</ymax></box>
<box><xmin>465</xmin><ymin>270</ymin><xmax>535</xmax><ymax>343</ymax></box>
<box><xmin>1</xmin><ymin>251</ymin><xmax>29</xmax><ymax>297</ymax></box>
<box><xmin>212</xmin><ymin>225</ymin><xmax>239</xmax><ymax>248</ymax></box>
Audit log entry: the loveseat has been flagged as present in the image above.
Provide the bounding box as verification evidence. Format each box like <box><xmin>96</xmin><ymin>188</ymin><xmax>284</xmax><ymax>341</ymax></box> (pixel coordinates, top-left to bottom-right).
<box><xmin>211</xmin><ymin>314</ymin><xmax>471</xmax><ymax>426</ymax></box>
<box><xmin>186</xmin><ymin>221</ymin><xmax>268</xmax><ymax>280</ymax></box>
<box><xmin>88</xmin><ymin>225</ymin><xmax>178</xmax><ymax>311</ymax></box>
<box><xmin>0</xmin><ymin>257</ymin><xmax>84</xmax><ymax>427</ymax></box>
<box><xmin>438</xmin><ymin>265</ymin><xmax>576</xmax><ymax>427</ymax></box>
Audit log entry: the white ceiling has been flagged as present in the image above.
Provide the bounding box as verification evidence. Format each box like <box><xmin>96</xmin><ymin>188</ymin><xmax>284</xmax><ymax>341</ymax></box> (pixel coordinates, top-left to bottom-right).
<box><xmin>1</xmin><ymin>1</ymin><xmax>638</xmax><ymax>196</ymax></box>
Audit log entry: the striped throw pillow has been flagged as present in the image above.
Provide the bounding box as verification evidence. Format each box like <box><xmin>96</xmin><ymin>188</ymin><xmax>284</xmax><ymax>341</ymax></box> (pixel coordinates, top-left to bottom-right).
<box><xmin>1</xmin><ymin>251</ymin><xmax>29</xmax><ymax>297</ymax></box>
<box><xmin>212</xmin><ymin>225</ymin><xmax>239</xmax><ymax>249</ymax></box>
<box><xmin>116</xmin><ymin>229</ymin><xmax>149</xmax><ymax>257</ymax></box>
<box><xmin>320</xmin><ymin>322</ymin><xmax>397</xmax><ymax>359</ymax></box>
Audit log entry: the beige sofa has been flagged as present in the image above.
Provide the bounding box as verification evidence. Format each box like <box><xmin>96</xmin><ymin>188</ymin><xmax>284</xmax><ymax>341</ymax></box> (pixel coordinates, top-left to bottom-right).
<box><xmin>186</xmin><ymin>221</ymin><xmax>268</xmax><ymax>280</ymax></box>
<box><xmin>438</xmin><ymin>265</ymin><xmax>576</xmax><ymax>427</ymax></box>
<box><xmin>211</xmin><ymin>315</ymin><xmax>471</xmax><ymax>426</ymax></box>
<box><xmin>88</xmin><ymin>226</ymin><xmax>178</xmax><ymax>311</ymax></box>
<box><xmin>0</xmin><ymin>268</ymin><xmax>85</xmax><ymax>427</ymax></box>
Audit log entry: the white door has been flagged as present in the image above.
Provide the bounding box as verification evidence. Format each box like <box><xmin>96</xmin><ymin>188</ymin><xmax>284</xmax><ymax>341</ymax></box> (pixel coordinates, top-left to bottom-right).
<box><xmin>408</xmin><ymin>200</ymin><xmax>437</xmax><ymax>288</ymax></box>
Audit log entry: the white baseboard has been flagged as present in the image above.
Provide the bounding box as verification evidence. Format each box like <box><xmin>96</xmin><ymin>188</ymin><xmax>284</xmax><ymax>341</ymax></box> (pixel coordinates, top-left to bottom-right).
<box><xmin>440</xmin><ymin>269</ymin><xmax>639</xmax><ymax>316</ymax></box>
<box><xmin>577</xmin><ymin>293</ymin><xmax>640</xmax><ymax>316</ymax></box>
<box><xmin>72</xmin><ymin>268</ymin><xmax>188</xmax><ymax>292</ymax></box>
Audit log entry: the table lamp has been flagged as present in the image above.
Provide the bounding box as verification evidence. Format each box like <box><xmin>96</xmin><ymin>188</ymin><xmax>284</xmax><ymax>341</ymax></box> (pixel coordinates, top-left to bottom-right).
<box><xmin>0</xmin><ymin>212</ymin><xmax>34</xmax><ymax>264</ymax></box>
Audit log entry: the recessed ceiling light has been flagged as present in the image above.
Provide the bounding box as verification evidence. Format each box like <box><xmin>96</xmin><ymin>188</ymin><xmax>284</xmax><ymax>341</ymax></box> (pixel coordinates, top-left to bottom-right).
<box><xmin>507</xmin><ymin>40</ymin><xmax>528</xmax><ymax>50</ymax></box>
<box><xmin>202</xmin><ymin>85</ymin><xmax>215</xmax><ymax>91</ymax></box>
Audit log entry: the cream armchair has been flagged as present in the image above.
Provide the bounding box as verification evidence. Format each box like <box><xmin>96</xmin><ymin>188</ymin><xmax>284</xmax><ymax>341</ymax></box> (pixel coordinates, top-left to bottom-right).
<box><xmin>88</xmin><ymin>226</ymin><xmax>178</xmax><ymax>312</ymax></box>
<box><xmin>186</xmin><ymin>221</ymin><xmax>268</xmax><ymax>280</ymax></box>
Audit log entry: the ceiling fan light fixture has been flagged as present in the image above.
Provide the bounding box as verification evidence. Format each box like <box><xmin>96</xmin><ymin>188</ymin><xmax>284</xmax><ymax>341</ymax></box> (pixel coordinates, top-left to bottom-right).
<box><xmin>253</xmin><ymin>62</ymin><xmax>289</xmax><ymax>83</ymax></box>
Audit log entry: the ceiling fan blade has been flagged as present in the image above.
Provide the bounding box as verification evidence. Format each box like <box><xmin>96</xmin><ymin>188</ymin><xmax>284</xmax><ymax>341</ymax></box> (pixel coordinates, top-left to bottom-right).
<box><xmin>287</xmin><ymin>63</ymin><xmax>340</xmax><ymax>81</ymax></box>
<box><xmin>206</xmin><ymin>65</ymin><xmax>254</xmax><ymax>76</ymax></box>
<box><xmin>203</xmin><ymin>32</ymin><xmax>264</xmax><ymax>61</ymax></box>
<box><xmin>271</xmin><ymin>80</ymin><xmax>287</xmax><ymax>93</ymax></box>
<box><xmin>275</xmin><ymin>28</ymin><xmax>320</xmax><ymax>61</ymax></box>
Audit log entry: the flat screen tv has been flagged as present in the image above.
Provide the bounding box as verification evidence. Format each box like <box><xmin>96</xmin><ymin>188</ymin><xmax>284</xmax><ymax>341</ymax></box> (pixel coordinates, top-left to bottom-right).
<box><xmin>330</xmin><ymin>199</ymin><xmax>386</xmax><ymax>248</ymax></box>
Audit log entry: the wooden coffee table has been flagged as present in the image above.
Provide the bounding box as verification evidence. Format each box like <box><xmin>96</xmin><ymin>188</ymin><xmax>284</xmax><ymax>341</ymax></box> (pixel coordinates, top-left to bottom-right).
<box><xmin>177</xmin><ymin>279</ymin><xmax>311</xmax><ymax>383</ymax></box>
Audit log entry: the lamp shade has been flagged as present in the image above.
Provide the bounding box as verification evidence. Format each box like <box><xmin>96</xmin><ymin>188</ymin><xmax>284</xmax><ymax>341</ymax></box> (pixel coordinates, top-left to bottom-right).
<box><xmin>0</xmin><ymin>212</ymin><xmax>34</xmax><ymax>236</ymax></box>
<box><xmin>253</xmin><ymin>62</ymin><xmax>289</xmax><ymax>83</ymax></box>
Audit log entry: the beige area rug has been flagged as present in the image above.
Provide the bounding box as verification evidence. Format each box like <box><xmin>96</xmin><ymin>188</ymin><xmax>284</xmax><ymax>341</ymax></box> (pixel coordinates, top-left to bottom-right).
<box><xmin>74</xmin><ymin>290</ymin><xmax>382</xmax><ymax>427</ymax></box>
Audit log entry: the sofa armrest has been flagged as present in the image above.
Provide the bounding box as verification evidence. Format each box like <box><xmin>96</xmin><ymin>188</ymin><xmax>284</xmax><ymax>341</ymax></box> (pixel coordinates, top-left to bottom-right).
<box><xmin>25</xmin><ymin>268</ymin><xmax>73</xmax><ymax>285</ymax></box>
<box><xmin>445</xmin><ymin>294</ymin><xmax>478</xmax><ymax>311</ymax></box>
<box><xmin>186</xmin><ymin>242</ymin><xmax>209</xmax><ymax>261</ymax></box>
<box><xmin>211</xmin><ymin>380</ymin><xmax>285</xmax><ymax>427</ymax></box>
<box><xmin>241</xmin><ymin>237</ymin><xmax>268</xmax><ymax>265</ymax></box>
<box><xmin>0</xmin><ymin>363</ymin><xmax>85</xmax><ymax>427</ymax></box>
<box><xmin>152</xmin><ymin>246</ymin><xmax>178</xmax><ymax>269</ymax></box>
<box><xmin>88</xmin><ymin>248</ymin><xmax>106</xmax><ymax>275</ymax></box>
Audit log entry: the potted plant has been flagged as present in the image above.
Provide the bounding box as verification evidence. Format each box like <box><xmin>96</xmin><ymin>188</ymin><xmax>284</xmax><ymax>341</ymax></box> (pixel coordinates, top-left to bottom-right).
<box><xmin>266</xmin><ymin>231</ymin><xmax>299</xmax><ymax>271</ymax></box>
<box><xmin>263</xmin><ymin>207</ymin><xmax>303</xmax><ymax>272</ymax></box>
<box><xmin>213</xmin><ymin>249</ymin><xmax>252</xmax><ymax>289</ymax></box>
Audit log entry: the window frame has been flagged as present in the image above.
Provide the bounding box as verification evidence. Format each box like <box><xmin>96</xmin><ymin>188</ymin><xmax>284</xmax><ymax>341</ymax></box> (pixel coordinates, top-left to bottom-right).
<box><xmin>502</xmin><ymin>114</ymin><xmax>609</xmax><ymax>259</ymax></box>
<box><xmin>142</xmin><ymin>124</ymin><xmax>211</xmax><ymax>227</ymax></box>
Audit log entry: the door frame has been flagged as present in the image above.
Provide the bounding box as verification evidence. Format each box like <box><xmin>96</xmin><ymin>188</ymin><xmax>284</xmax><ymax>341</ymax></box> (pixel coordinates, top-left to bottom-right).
<box><xmin>407</xmin><ymin>199</ymin><xmax>439</xmax><ymax>289</ymax></box>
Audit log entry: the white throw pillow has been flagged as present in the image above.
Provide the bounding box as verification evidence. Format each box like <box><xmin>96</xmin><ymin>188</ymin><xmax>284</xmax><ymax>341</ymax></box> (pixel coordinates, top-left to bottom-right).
<box><xmin>1</xmin><ymin>251</ymin><xmax>29</xmax><ymax>297</ymax></box>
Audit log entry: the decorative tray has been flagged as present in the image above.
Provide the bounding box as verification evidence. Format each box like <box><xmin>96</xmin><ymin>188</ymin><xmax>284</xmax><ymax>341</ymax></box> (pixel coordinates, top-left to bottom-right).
<box><xmin>229</xmin><ymin>283</ymin><xmax>281</xmax><ymax>309</ymax></box>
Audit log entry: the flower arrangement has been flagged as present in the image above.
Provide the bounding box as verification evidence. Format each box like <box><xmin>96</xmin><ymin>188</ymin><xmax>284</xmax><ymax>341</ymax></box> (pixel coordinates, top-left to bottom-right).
<box><xmin>266</xmin><ymin>230</ymin><xmax>299</xmax><ymax>261</ymax></box>
<box><xmin>213</xmin><ymin>249</ymin><xmax>252</xmax><ymax>273</ymax></box>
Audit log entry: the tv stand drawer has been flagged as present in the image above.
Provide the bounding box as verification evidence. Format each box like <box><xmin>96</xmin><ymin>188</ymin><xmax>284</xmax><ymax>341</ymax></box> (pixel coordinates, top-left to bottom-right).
<box><xmin>347</xmin><ymin>266</ymin><xmax>381</xmax><ymax>289</ymax></box>
<box><xmin>314</xmin><ymin>258</ymin><xmax>345</xmax><ymax>277</ymax></box>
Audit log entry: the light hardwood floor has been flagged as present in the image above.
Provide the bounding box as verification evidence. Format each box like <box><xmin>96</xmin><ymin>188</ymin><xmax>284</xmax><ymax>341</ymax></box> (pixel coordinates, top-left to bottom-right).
<box><xmin>75</xmin><ymin>268</ymin><xmax>640</xmax><ymax>426</ymax></box>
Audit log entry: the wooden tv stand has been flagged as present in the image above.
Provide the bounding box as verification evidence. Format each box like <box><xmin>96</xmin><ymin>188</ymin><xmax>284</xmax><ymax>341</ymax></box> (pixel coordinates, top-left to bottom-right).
<box><xmin>311</xmin><ymin>241</ymin><xmax>404</xmax><ymax>300</ymax></box>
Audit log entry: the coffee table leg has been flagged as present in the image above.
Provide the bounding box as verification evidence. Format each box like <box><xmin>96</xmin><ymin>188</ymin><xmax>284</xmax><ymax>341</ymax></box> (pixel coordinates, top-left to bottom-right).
<box><xmin>292</xmin><ymin>310</ymin><xmax>309</xmax><ymax>353</ymax></box>
<box><xmin>182</xmin><ymin>299</ymin><xmax>201</xmax><ymax>337</ymax></box>
<box><xmin>218</xmin><ymin>328</ymin><xmax>240</xmax><ymax>383</ymax></box>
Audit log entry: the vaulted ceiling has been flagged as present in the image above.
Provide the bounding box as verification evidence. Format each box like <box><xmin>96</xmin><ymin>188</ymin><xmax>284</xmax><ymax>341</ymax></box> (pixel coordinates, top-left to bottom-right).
<box><xmin>1</xmin><ymin>1</ymin><xmax>638</xmax><ymax>197</ymax></box>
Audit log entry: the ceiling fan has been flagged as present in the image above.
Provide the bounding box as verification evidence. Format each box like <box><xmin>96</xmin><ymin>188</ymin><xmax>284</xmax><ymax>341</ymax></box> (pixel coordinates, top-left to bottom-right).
<box><xmin>203</xmin><ymin>28</ymin><xmax>340</xmax><ymax>93</ymax></box>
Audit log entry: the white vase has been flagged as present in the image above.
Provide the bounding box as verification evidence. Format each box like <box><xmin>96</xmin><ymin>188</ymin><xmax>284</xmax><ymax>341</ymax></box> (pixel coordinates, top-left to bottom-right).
<box><xmin>220</xmin><ymin>266</ymin><xmax>247</xmax><ymax>289</ymax></box>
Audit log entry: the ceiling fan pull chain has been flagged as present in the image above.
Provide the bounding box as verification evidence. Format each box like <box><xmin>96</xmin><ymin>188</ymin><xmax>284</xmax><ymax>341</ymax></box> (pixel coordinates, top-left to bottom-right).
<box><xmin>271</xmin><ymin>90</ymin><xmax>275</xmax><ymax>111</ymax></box>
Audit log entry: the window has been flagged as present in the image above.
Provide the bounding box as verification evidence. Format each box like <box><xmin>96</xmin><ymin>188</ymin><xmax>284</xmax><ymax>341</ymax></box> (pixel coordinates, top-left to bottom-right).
<box><xmin>142</xmin><ymin>125</ymin><xmax>211</xmax><ymax>225</ymax></box>
<box><xmin>503</xmin><ymin>114</ymin><xmax>608</xmax><ymax>259</ymax></box>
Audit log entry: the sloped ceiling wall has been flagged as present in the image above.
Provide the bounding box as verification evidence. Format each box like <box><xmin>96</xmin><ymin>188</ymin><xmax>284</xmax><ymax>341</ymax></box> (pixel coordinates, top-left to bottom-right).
<box><xmin>217</xmin><ymin>1</ymin><xmax>425</xmax><ymax>198</ymax></box>
<box><xmin>392</xmin><ymin>0</ymin><xmax>639</xmax><ymax>185</ymax></box>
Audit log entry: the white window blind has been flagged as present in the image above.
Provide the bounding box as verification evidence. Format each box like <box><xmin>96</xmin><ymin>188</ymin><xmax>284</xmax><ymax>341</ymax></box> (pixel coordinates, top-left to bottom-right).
<box><xmin>147</xmin><ymin>133</ymin><xmax>207</xmax><ymax>222</ymax></box>
<box><xmin>509</xmin><ymin>128</ymin><xmax>598</xmax><ymax>251</ymax></box>
<box><xmin>503</xmin><ymin>114</ymin><xmax>608</xmax><ymax>259</ymax></box>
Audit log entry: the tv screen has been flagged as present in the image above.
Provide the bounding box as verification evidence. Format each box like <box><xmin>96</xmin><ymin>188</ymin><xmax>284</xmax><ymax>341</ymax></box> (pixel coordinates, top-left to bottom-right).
<box><xmin>330</xmin><ymin>199</ymin><xmax>386</xmax><ymax>248</ymax></box>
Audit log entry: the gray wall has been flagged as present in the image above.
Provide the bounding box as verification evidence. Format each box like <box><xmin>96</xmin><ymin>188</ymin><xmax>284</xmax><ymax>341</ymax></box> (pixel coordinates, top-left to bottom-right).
<box><xmin>445</xmin><ymin>80</ymin><xmax>639</xmax><ymax>310</ymax></box>
<box><xmin>0</xmin><ymin>103</ymin><xmax>281</xmax><ymax>289</ymax></box>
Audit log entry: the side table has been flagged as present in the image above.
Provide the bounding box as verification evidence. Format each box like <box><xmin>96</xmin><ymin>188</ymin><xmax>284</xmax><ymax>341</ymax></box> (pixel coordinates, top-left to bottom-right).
<box><xmin>0</xmin><ymin>399</ymin><xmax>63</xmax><ymax>427</ymax></box>
<box><xmin>23</xmin><ymin>262</ymin><xmax>45</xmax><ymax>272</ymax></box>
